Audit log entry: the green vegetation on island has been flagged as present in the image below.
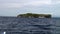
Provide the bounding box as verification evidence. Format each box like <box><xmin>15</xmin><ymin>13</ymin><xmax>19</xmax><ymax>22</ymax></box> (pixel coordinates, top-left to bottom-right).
<box><xmin>17</xmin><ymin>13</ymin><xmax>51</xmax><ymax>18</ymax></box>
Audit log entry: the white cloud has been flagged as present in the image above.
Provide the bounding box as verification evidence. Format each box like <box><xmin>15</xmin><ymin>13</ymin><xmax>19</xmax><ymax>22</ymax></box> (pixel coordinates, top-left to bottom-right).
<box><xmin>0</xmin><ymin>3</ymin><xmax>24</xmax><ymax>8</ymax></box>
<box><xmin>52</xmin><ymin>0</ymin><xmax>60</xmax><ymax>4</ymax></box>
<box><xmin>0</xmin><ymin>0</ymin><xmax>60</xmax><ymax>17</ymax></box>
<box><xmin>0</xmin><ymin>0</ymin><xmax>60</xmax><ymax>8</ymax></box>
<box><xmin>0</xmin><ymin>0</ymin><xmax>52</xmax><ymax>8</ymax></box>
<box><xmin>24</xmin><ymin>0</ymin><xmax>51</xmax><ymax>6</ymax></box>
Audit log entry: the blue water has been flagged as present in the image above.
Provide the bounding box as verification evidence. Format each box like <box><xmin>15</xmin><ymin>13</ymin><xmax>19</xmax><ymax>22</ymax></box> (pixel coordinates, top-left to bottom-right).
<box><xmin>0</xmin><ymin>17</ymin><xmax>60</xmax><ymax>34</ymax></box>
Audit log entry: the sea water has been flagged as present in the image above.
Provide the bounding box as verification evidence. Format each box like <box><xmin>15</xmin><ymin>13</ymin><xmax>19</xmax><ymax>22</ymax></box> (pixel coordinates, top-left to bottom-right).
<box><xmin>0</xmin><ymin>16</ymin><xmax>59</xmax><ymax>34</ymax></box>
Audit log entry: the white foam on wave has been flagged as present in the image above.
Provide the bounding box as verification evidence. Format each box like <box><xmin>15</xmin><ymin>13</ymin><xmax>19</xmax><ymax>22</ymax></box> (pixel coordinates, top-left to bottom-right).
<box><xmin>4</xmin><ymin>32</ymin><xmax>6</xmax><ymax>34</ymax></box>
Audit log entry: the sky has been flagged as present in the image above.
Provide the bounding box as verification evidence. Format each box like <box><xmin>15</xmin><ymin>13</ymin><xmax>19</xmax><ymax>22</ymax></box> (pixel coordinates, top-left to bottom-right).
<box><xmin>0</xmin><ymin>0</ymin><xmax>60</xmax><ymax>17</ymax></box>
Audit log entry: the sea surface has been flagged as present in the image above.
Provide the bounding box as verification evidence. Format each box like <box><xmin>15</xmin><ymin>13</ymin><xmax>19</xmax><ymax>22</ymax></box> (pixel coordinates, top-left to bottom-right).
<box><xmin>0</xmin><ymin>16</ymin><xmax>60</xmax><ymax>34</ymax></box>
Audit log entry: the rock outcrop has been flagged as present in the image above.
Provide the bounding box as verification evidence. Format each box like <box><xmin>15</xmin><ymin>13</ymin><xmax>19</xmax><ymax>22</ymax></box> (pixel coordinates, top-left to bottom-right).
<box><xmin>17</xmin><ymin>13</ymin><xmax>51</xmax><ymax>18</ymax></box>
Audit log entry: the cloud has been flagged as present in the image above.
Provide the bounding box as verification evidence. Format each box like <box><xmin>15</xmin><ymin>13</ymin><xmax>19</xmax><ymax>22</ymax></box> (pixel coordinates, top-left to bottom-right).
<box><xmin>0</xmin><ymin>0</ymin><xmax>60</xmax><ymax>17</ymax></box>
<box><xmin>0</xmin><ymin>0</ymin><xmax>51</xmax><ymax>8</ymax></box>
<box><xmin>24</xmin><ymin>0</ymin><xmax>51</xmax><ymax>6</ymax></box>
<box><xmin>52</xmin><ymin>0</ymin><xmax>60</xmax><ymax>4</ymax></box>
<box><xmin>0</xmin><ymin>3</ymin><xmax>24</xmax><ymax>8</ymax></box>
<box><xmin>0</xmin><ymin>0</ymin><xmax>60</xmax><ymax>8</ymax></box>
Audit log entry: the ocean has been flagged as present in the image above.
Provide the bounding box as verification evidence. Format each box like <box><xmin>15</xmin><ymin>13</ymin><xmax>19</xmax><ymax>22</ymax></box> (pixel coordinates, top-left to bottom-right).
<box><xmin>55</xmin><ymin>18</ymin><xmax>60</xmax><ymax>34</ymax></box>
<box><xmin>0</xmin><ymin>16</ymin><xmax>60</xmax><ymax>34</ymax></box>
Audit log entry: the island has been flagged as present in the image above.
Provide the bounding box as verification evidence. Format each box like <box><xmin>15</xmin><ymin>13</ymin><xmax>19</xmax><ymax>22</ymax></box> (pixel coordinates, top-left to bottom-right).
<box><xmin>17</xmin><ymin>13</ymin><xmax>51</xmax><ymax>18</ymax></box>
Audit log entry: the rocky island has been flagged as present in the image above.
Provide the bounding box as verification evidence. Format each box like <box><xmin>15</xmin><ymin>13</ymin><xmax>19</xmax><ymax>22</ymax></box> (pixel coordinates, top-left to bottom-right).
<box><xmin>17</xmin><ymin>13</ymin><xmax>51</xmax><ymax>18</ymax></box>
